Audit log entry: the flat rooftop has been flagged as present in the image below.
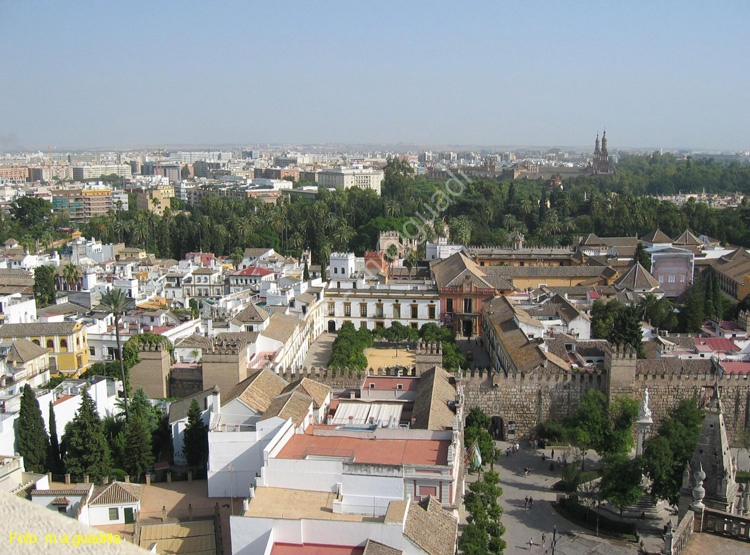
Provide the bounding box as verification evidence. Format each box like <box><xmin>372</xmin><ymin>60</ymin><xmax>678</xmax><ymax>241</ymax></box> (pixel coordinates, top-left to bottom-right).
<box><xmin>276</xmin><ymin>433</ymin><xmax>449</xmax><ymax>466</ymax></box>
<box><xmin>271</xmin><ymin>544</ymin><xmax>364</xmax><ymax>555</ymax></box>
<box><xmin>244</xmin><ymin>487</ymin><xmax>383</xmax><ymax>522</ymax></box>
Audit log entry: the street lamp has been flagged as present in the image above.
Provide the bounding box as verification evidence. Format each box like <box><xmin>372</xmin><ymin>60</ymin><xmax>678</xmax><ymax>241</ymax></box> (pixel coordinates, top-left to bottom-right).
<box><xmin>551</xmin><ymin>525</ymin><xmax>557</xmax><ymax>555</ymax></box>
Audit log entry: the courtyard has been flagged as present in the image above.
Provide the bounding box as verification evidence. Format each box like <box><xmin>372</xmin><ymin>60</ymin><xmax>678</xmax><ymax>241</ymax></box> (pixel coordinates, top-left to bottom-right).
<box><xmin>363</xmin><ymin>346</ymin><xmax>415</xmax><ymax>369</ymax></box>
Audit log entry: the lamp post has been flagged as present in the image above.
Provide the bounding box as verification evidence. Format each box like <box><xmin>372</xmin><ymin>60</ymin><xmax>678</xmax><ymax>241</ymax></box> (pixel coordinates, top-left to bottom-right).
<box><xmin>551</xmin><ymin>525</ymin><xmax>557</xmax><ymax>555</ymax></box>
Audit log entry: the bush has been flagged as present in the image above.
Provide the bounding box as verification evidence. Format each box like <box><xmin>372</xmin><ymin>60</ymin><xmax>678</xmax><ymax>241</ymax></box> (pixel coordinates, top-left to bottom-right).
<box><xmin>555</xmin><ymin>498</ymin><xmax>637</xmax><ymax>538</ymax></box>
<box><xmin>537</xmin><ymin>420</ymin><xmax>567</xmax><ymax>443</ymax></box>
<box><xmin>329</xmin><ymin>322</ymin><xmax>371</xmax><ymax>369</ymax></box>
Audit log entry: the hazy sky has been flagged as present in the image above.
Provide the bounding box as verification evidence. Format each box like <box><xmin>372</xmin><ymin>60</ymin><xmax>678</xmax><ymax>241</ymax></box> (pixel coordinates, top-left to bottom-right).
<box><xmin>2</xmin><ymin>1</ymin><xmax>748</xmax><ymax>150</ymax></box>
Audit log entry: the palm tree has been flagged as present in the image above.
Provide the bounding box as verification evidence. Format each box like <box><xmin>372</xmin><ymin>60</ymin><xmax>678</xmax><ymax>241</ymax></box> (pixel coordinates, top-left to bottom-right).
<box><xmin>62</xmin><ymin>264</ymin><xmax>83</xmax><ymax>291</ymax></box>
<box><xmin>385</xmin><ymin>244</ymin><xmax>399</xmax><ymax>275</ymax></box>
<box><xmin>404</xmin><ymin>250</ymin><xmax>418</xmax><ymax>279</ymax></box>
<box><xmin>100</xmin><ymin>288</ymin><xmax>131</xmax><ymax>422</ymax></box>
<box><xmin>502</xmin><ymin>214</ymin><xmax>518</xmax><ymax>230</ymax></box>
<box><xmin>450</xmin><ymin>216</ymin><xmax>472</xmax><ymax>246</ymax></box>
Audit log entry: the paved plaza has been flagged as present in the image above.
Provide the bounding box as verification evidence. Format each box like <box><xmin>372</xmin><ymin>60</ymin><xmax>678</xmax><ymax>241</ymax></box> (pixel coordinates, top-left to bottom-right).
<box><xmin>302</xmin><ymin>332</ymin><xmax>336</xmax><ymax>368</ymax></box>
<box><xmin>468</xmin><ymin>442</ymin><xmax>640</xmax><ymax>554</ymax></box>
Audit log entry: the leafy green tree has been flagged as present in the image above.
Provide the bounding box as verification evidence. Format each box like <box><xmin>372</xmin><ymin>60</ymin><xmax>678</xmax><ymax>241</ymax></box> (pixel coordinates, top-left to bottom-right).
<box><xmin>16</xmin><ymin>384</ymin><xmax>50</xmax><ymax>473</ymax></box>
<box><xmin>48</xmin><ymin>401</ymin><xmax>62</xmax><ymax>474</ymax></box>
<box><xmin>10</xmin><ymin>197</ymin><xmax>52</xmax><ymax>229</ymax></box>
<box><xmin>183</xmin><ymin>399</ymin><xmax>208</xmax><ymax>473</ymax></box>
<box><xmin>100</xmin><ymin>287</ymin><xmax>132</xmax><ymax>421</ymax></box>
<box><xmin>33</xmin><ymin>265</ymin><xmax>56</xmax><ymax>307</ymax></box>
<box><xmin>124</xmin><ymin>401</ymin><xmax>154</xmax><ymax>481</ymax></box>
<box><xmin>62</xmin><ymin>263</ymin><xmax>83</xmax><ymax>291</ymax></box>
<box><xmin>102</xmin><ymin>414</ymin><xmax>126</xmax><ymax>470</ymax></box>
<box><xmin>680</xmin><ymin>279</ymin><xmax>705</xmax><ymax>332</ymax></box>
<box><xmin>643</xmin><ymin>397</ymin><xmax>704</xmax><ymax>505</ymax></box>
<box><xmin>591</xmin><ymin>299</ymin><xmax>621</xmax><ymax>339</ymax></box>
<box><xmin>640</xmin><ymin>294</ymin><xmax>678</xmax><ymax>332</ymax></box>
<box><xmin>634</xmin><ymin>242</ymin><xmax>651</xmax><ymax>271</ymax></box>
<box><xmin>63</xmin><ymin>389</ymin><xmax>112</xmax><ymax>481</ymax></box>
<box><xmin>460</xmin><ymin>470</ymin><xmax>506</xmax><ymax>554</ymax></box>
<box><xmin>609</xmin><ymin>304</ymin><xmax>645</xmax><ymax>358</ymax></box>
<box><xmin>599</xmin><ymin>454</ymin><xmax>644</xmax><ymax>518</ymax></box>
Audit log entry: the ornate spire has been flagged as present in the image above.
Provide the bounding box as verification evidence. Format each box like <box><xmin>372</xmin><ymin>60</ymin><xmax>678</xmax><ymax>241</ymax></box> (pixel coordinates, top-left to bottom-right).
<box><xmin>594</xmin><ymin>133</ymin><xmax>600</xmax><ymax>154</ymax></box>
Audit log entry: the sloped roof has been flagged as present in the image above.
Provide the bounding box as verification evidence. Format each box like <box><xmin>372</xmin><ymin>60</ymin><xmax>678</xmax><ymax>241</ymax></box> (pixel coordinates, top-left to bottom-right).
<box><xmin>411</xmin><ymin>367</ymin><xmax>456</xmax><ymax>431</ymax></box>
<box><xmin>232</xmin><ymin>303</ymin><xmax>270</xmax><ymax>324</ymax></box>
<box><xmin>642</xmin><ymin>228</ymin><xmax>672</xmax><ymax>244</ymax></box>
<box><xmin>614</xmin><ymin>263</ymin><xmax>660</xmax><ymax>291</ymax></box>
<box><xmin>403</xmin><ymin>497</ymin><xmax>458</xmax><ymax>555</ymax></box>
<box><xmin>673</xmin><ymin>230</ymin><xmax>703</xmax><ymax>247</ymax></box>
<box><xmin>168</xmin><ymin>386</ymin><xmax>219</xmax><ymax>424</ymax></box>
<box><xmin>262</xmin><ymin>313</ymin><xmax>300</xmax><ymax>343</ymax></box>
<box><xmin>5</xmin><ymin>339</ymin><xmax>50</xmax><ymax>363</ymax></box>
<box><xmin>581</xmin><ymin>233</ymin><xmax>604</xmax><ymax>247</ymax></box>
<box><xmin>429</xmin><ymin>252</ymin><xmax>495</xmax><ymax>290</ymax></box>
<box><xmin>363</xmin><ymin>539</ymin><xmax>402</xmax><ymax>555</ymax></box>
<box><xmin>232</xmin><ymin>266</ymin><xmax>273</xmax><ymax>277</ymax></box>
<box><xmin>0</xmin><ymin>322</ymin><xmax>80</xmax><ymax>338</ymax></box>
<box><xmin>243</xmin><ymin>247</ymin><xmax>274</xmax><ymax>257</ymax></box>
<box><xmin>222</xmin><ymin>367</ymin><xmax>288</xmax><ymax>413</ymax></box>
<box><xmin>176</xmin><ymin>334</ymin><xmax>214</xmax><ymax>349</ymax></box>
<box><xmin>281</xmin><ymin>377</ymin><xmax>331</xmax><ymax>409</ymax></box>
<box><xmin>88</xmin><ymin>481</ymin><xmax>143</xmax><ymax>506</ymax></box>
<box><xmin>258</xmin><ymin>390</ymin><xmax>313</xmax><ymax>426</ymax></box>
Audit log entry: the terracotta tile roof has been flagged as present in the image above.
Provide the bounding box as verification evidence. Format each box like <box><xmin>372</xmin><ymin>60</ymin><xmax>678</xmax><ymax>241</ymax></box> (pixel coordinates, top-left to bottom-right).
<box><xmin>222</xmin><ymin>367</ymin><xmax>288</xmax><ymax>413</ymax></box>
<box><xmin>281</xmin><ymin>378</ymin><xmax>330</xmax><ymax>409</ymax></box>
<box><xmin>51</xmin><ymin>497</ymin><xmax>70</xmax><ymax>506</ymax></box>
<box><xmin>232</xmin><ymin>266</ymin><xmax>273</xmax><ymax>277</ymax></box>
<box><xmin>362</xmin><ymin>539</ymin><xmax>402</xmax><ymax>555</ymax></box>
<box><xmin>176</xmin><ymin>334</ymin><xmax>214</xmax><ymax>349</ymax></box>
<box><xmin>403</xmin><ymin>497</ymin><xmax>458</xmax><ymax>555</ymax></box>
<box><xmin>262</xmin><ymin>313</ymin><xmax>301</xmax><ymax>343</ymax></box>
<box><xmin>411</xmin><ymin>367</ymin><xmax>456</xmax><ymax>431</ymax></box>
<box><xmin>0</xmin><ymin>322</ymin><xmax>80</xmax><ymax>338</ymax></box>
<box><xmin>5</xmin><ymin>338</ymin><xmax>50</xmax><ymax>363</ymax></box>
<box><xmin>673</xmin><ymin>230</ymin><xmax>703</xmax><ymax>247</ymax></box>
<box><xmin>614</xmin><ymin>263</ymin><xmax>660</xmax><ymax>291</ymax></box>
<box><xmin>429</xmin><ymin>252</ymin><xmax>496</xmax><ymax>290</ymax></box>
<box><xmin>635</xmin><ymin>358</ymin><xmax>713</xmax><ymax>376</ymax></box>
<box><xmin>485</xmin><ymin>265</ymin><xmax>610</xmax><ymax>279</ymax></box>
<box><xmin>642</xmin><ymin>228</ymin><xmax>672</xmax><ymax>244</ymax></box>
<box><xmin>232</xmin><ymin>303</ymin><xmax>270</xmax><ymax>324</ymax></box>
<box><xmin>88</xmin><ymin>481</ymin><xmax>143</xmax><ymax>505</ymax></box>
<box><xmin>258</xmin><ymin>390</ymin><xmax>313</xmax><ymax>426</ymax></box>
<box><xmin>243</xmin><ymin>247</ymin><xmax>274</xmax><ymax>257</ymax></box>
<box><xmin>31</xmin><ymin>488</ymin><xmax>91</xmax><ymax>497</ymax></box>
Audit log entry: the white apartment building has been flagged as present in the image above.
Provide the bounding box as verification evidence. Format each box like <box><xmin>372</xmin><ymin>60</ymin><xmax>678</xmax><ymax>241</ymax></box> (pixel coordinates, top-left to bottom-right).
<box><xmin>318</xmin><ymin>167</ymin><xmax>384</xmax><ymax>195</ymax></box>
<box><xmin>72</xmin><ymin>164</ymin><xmax>132</xmax><ymax>180</ymax></box>
<box><xmin>325</xmin><ymin>253</ymin><xmax>440</xmax><ymax>333</ymax></box>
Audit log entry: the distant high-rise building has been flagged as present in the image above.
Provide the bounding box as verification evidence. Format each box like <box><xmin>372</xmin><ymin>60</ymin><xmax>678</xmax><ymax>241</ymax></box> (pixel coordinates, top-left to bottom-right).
<box><xmin>52</xmin><ymin>187</ymin><xmax>113</xmax><ymax>223</ymax></box>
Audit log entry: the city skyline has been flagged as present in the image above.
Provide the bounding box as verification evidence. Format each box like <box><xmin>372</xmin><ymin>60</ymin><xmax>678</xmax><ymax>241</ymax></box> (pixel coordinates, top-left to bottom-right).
<box><xmin>2</xmin><ymin>1</ymin><xmax>749</xmax><ymax>151</ymax></box>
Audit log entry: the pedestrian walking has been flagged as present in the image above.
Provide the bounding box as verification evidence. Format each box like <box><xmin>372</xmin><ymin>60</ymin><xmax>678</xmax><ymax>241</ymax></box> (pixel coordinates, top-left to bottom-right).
<box><xmin>529</xmin><ymin>496</ymin><xmax>533</xmax><ymax>508</ymax></box>
<box><xmin>529</xmin><ymin>538</ymin><xmax>535</xmax><ymax>551</ymax></box>
<box><xmin>524</xmin><ymin>496</ymin><xmax>528</xmax><ymax>509</ymax></box>
<box><xmin>542</xmin><ymin>533</ymin><xmax>546</xmax><ymax>548</ymax></box>
<box><xmin>551</xmin><ymin>449</ymin><xmax>554</xmax><ymax>459</ymax></box>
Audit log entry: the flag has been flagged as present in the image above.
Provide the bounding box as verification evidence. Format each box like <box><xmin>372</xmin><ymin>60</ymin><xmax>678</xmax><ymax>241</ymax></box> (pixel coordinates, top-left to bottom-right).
<box><xmin>472</xmin><ymin>445</ymin><xmax>482</xmax><ymax>468</ymax></box>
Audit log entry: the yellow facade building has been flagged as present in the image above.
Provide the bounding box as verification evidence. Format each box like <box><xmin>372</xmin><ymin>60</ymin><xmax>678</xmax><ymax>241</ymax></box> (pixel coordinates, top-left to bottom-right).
<box><xmin>0</xmin><ymin>322</ymin><xmax>89</xmax><ymax>377</ymax></box>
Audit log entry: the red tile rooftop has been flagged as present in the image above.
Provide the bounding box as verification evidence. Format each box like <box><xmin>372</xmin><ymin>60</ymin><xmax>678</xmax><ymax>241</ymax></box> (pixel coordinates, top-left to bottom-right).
<box><xmin>363</xmin><ymin>376</ymin><xmax>420</xmax><ymax>391</ymax></box>
<box><xmin>694</xmin><ymin>338</ymin><xmax>740</xmax><ymax>352</ymax></box>
<box><xmin>272</xmin><ymin>544</ymin><xmax>364</xmax><ymax>555</ymax></box>
<box><xmin>719</xmin><ymin>362</ymin><xmax>750</xmax><ymax>375</ymax></box>
<box><xmin>53</xmin><ymin>394</ymin><xmax>75</xmax><ymax>406</ymax></box>
<box><xmin>276</xmin><ymin>432</ymin><xmax>450</xmax><ymax>466</ymax></box>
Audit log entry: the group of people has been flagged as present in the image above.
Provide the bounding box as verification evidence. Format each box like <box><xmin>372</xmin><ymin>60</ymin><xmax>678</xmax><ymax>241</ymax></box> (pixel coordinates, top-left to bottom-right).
<box><xmin>528</xmin><ymin>532</ymin><xmax>547</xmax><ymax>552</ymax></box>
<box><xmin>504</xmin><ymin>442</ymin><xmax>521</xmax><ymax>456</ymax></box>
<box><xmin>523</xmin><ymin>495</ymin><xmax>534</xmax><ymax>509</ymax></box>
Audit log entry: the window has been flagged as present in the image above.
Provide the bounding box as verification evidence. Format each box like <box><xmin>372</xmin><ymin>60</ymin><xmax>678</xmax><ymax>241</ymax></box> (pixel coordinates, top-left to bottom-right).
<box><xmin>360</xmin><ymin>322</ymin><xmax>367</xmax><ymax>329</ymax></box>
<box><xmin>109</xmin><ymin>508</ymin><xmax>119</xmax><ymax>521</ymax></box>
<box><xmin>393</xmin><ymin>303</ymin><xmax>401</xmax><ymax>319</ymax></box>
<box><xmin>328</xmin><ymin>303</ymin><xmax>335</xmax><ymax>316</ymax></box>
<box><xmin>344</xmin><ymin>304</ymin><xmax>351</xmax><ymax>317</ymax></box>
<box><xmin>463</xmin><ymin>298</ymin><xmax>472</xmax><ymax>313</ymax></box>
<box><xmin>411</xmin><ymin>305</ymin><xmax>418</xmax><ymax>319</ymax></box>
<box><xmin>360</xmin><ymin>304</ymin><xmax>367</xmax><ymax>317</ymax></box>
<box><xmin>369</xmin><ymin>382</ymin><xmax>376</xmax><ymax>389</ymax></box>
<box><xmin>58</xmin><ymin>507</ymin><xmax>67</xmax><ymax>514</ymax></box>
<box><xmin>376</xmin><ymin>303</ymin><xmax>384</xmax><ymax>318</ymax></box>
<box><xmin>410</xmin><ymin>323</ymin><xmax>418</xmax><ymax>330</ymax></box>
<box><xmin>446</xmin><ymin>298</ymin><xmax>454</xmax><ymax>313</ymax></box>
<box><xmin>658</xmin><ymin>275</ymin><xmax>664</xmax><ymax>283</ymax></box>
<box><xmin>47</xmin><ymin>339</ymin><xmax>54</xmax><ymax>349</ymax></box>
<box><xmin>89</xmin><ymin>347</ymin><xmax>95</xmax><ymax>356</ymax></box>
<box><xmin>397</xmin><ymin>384</ymin><xmax>403</xmax><ymax>390</ymax></box>
<box><xmin>428</xmin><ymin>305</ymin><xmax>436</xmax><ymax>320</ymax></box>
<box><xmin>333</xmin><ymin>267</ymin><xmax>338</xmax><ymax>274</ymax></box>
<box><xmin>375</xmin><ymin>321</ymin><xmax>385</xmax><ymax>329</ymax></box>
<box><xmin>680</xmin><ymin>274</ymin><xmax>686</xmax><ymax>282</ymax></box>
<box><xmin>668</xmin><ymin>274</ymin><xmax>676</xmax><ymax>283</ymax></box>
<box><xmin>60</xmin><ymin>339</ymin><xmax>68</xmax><ymax>352</ymax></box>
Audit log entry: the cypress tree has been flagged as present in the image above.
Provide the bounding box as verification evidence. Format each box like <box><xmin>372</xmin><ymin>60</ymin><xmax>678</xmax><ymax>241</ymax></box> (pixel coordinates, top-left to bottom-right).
<box><xmin>16</xmin><ymin>384</ymin><xmax>50</xmax><ymax>473</ymax></box>
<box><xmin>712</xmin><ymin>271</ymin><xmax>723</xmax><ymax>320</ymax></box>
<box><xmin>303</xmin><ymin>261</ymin><xmax>310</xmax><ymax>282</ymax></box>
<box><xmin>48</xmin><ymin>401</ymin><xmax>62</xmax><ymax>474</ymax></box>
<box><xmin>63</xmin><ymin>389</ymin><xmax>111</xmax><ymax>481</ymax></box>
<box><xmin>124</xmin><ymin>403</ymin><xmax>154</xmax><ymax>481</ymax></box>
<box><xmin>182</xmin><ymin>399</ymin><xmax>208</xmax><ymax>472</ymax></box>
